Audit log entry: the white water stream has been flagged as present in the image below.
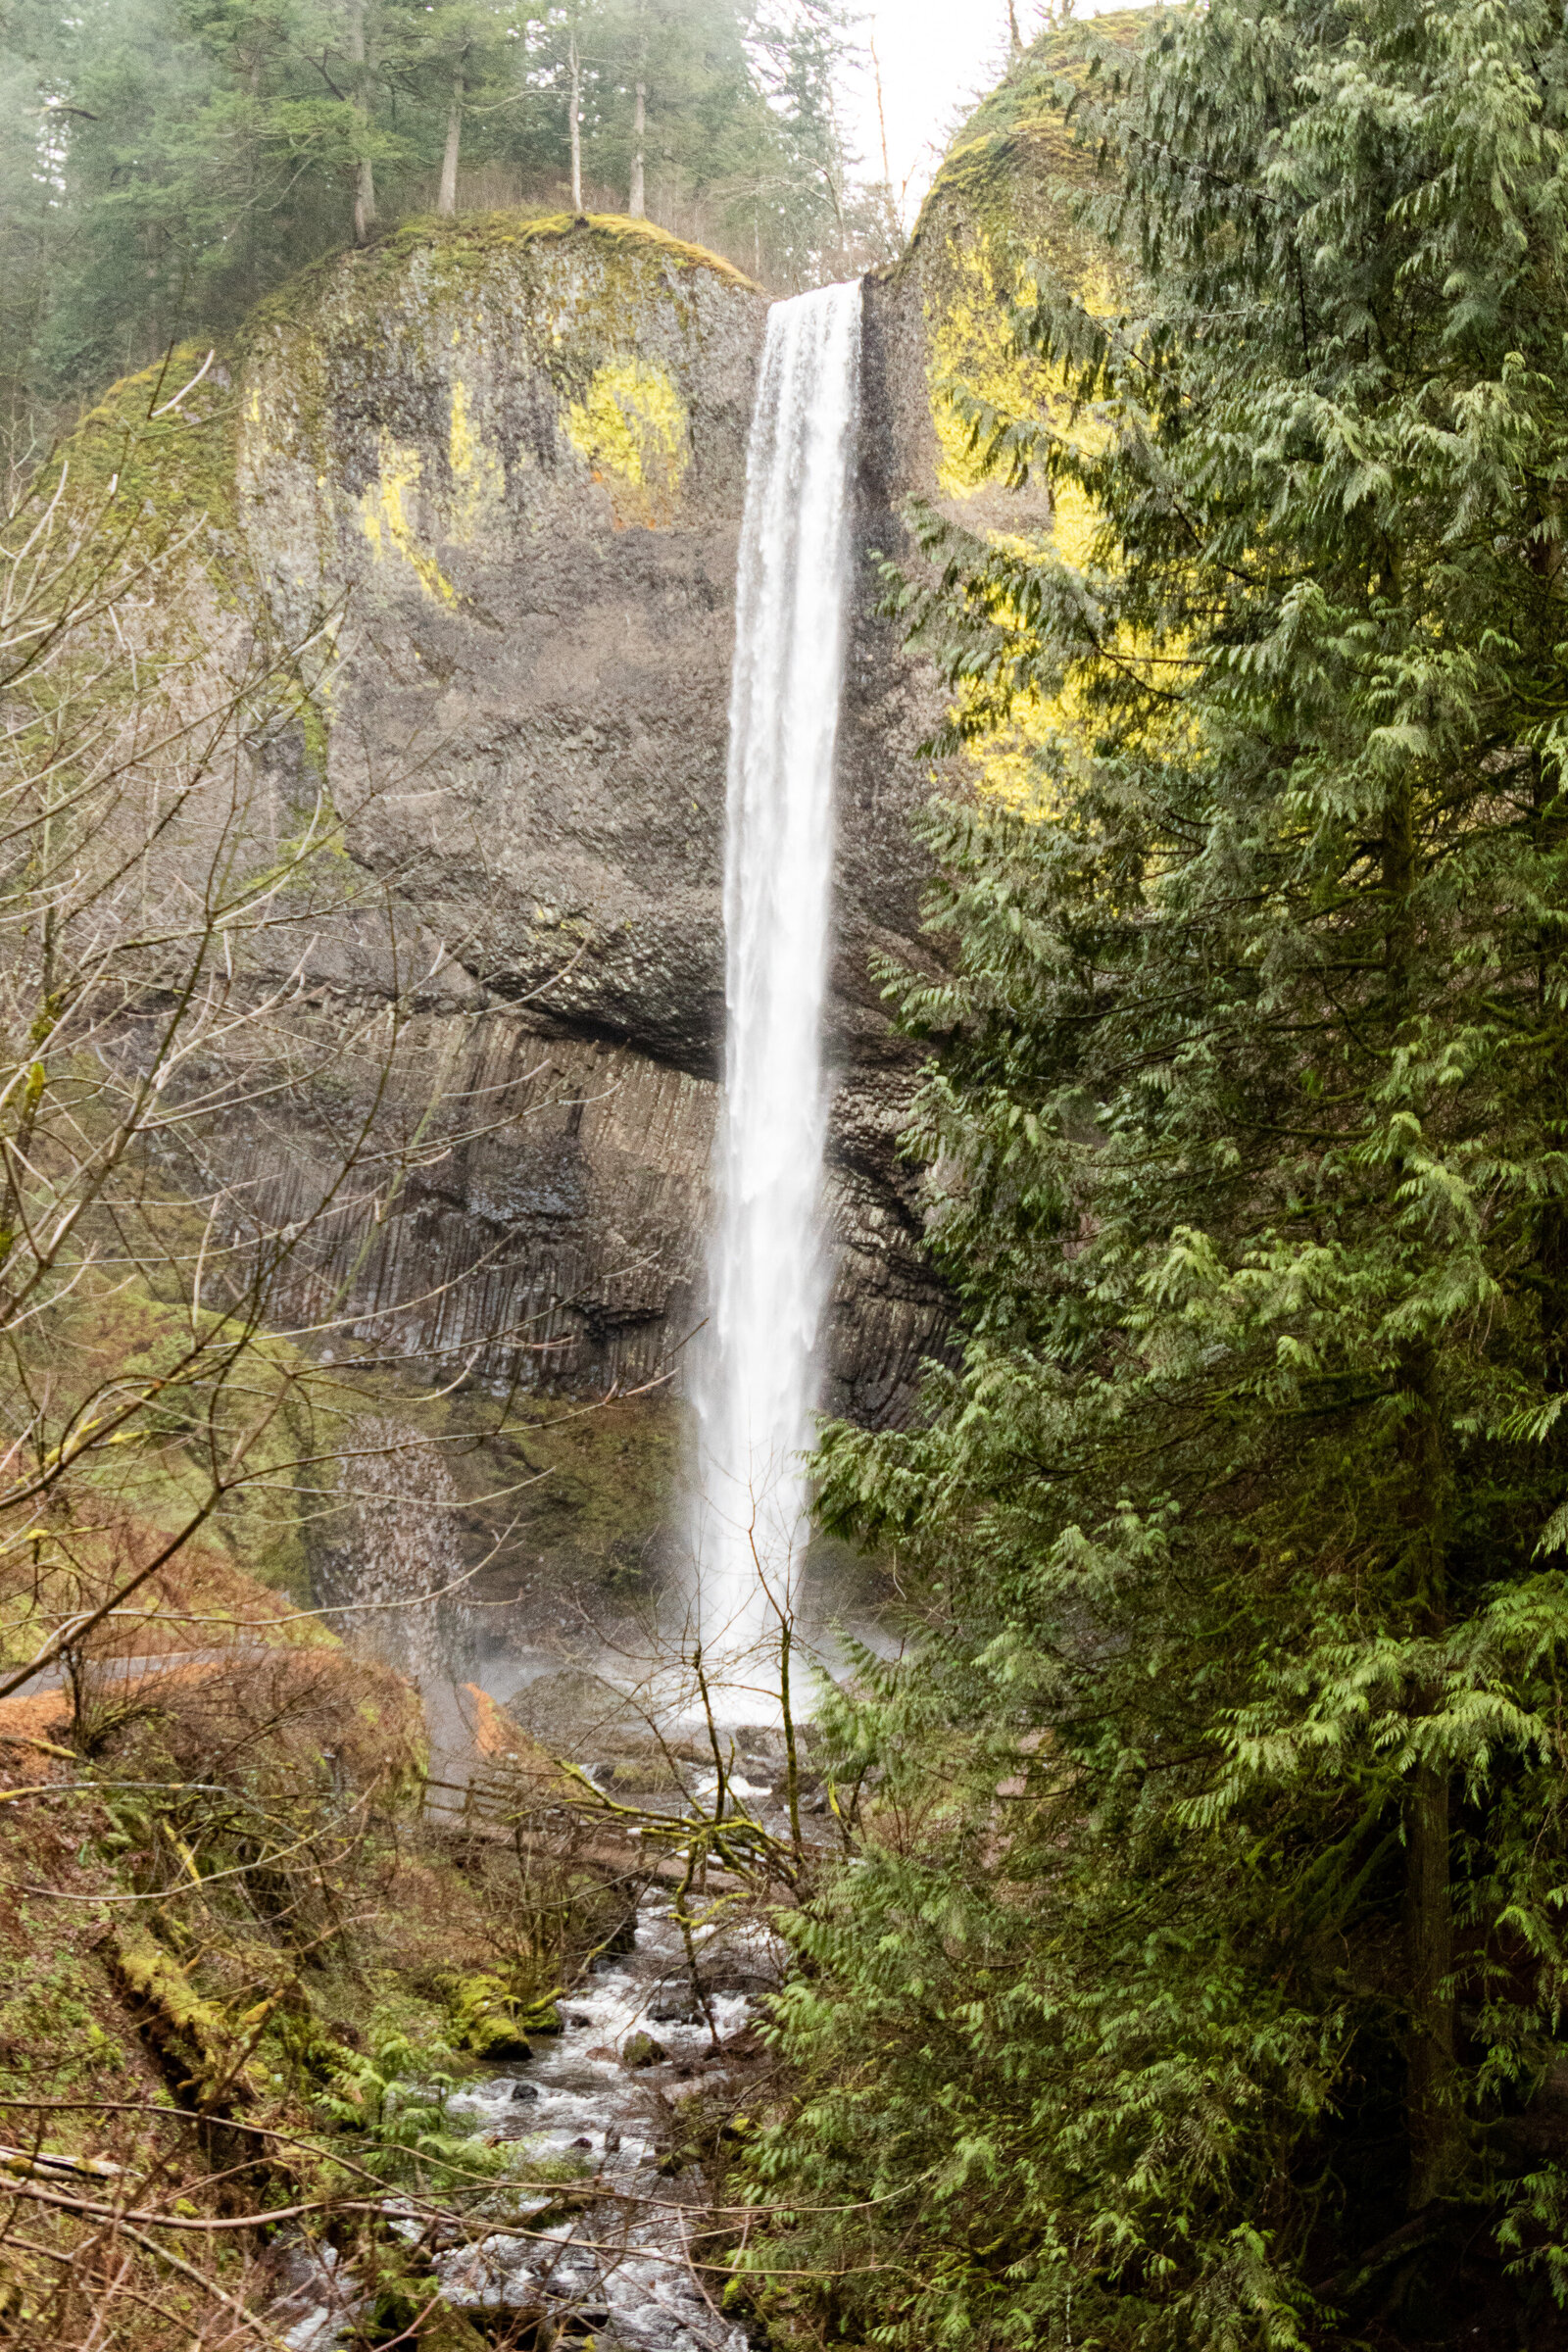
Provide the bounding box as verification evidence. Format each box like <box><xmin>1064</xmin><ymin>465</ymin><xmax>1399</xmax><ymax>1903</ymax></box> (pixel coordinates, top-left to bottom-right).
<box><xmin>692</xmin><ymin>279</ymin><xmax>861</xmax><ymax>1675</ymax></box>
<box><xmin>274</xmin><ymin>1904</ymin><xmax>771</xmax><ymax>2352</ymax></box>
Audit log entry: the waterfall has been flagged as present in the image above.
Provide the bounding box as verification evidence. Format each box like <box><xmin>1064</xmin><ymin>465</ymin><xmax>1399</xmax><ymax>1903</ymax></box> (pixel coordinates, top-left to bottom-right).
<box><xmin>692</xmin><ymin>278</ymin><xmax>861</xmax><ymax>1671</ymax></box>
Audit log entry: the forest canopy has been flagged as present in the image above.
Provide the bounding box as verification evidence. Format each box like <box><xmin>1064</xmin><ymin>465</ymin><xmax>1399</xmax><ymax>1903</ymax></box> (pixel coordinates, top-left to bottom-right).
<box><xmin>0</xmin><ymin>0</ymin><xmax>882</xmax><ymax>440</ymax></box>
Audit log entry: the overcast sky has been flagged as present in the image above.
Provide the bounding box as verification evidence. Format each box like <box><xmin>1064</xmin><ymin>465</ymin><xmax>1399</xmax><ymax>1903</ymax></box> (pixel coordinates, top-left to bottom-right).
<box><xmin>840</xmin><ymin>1</ymin><xmax>1132</xmax><ymax>231</ymax></box>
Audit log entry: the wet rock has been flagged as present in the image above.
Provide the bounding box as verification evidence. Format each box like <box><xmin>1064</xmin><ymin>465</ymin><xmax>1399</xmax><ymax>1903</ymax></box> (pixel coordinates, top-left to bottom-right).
<box><xmin>510</xmin><ymin>2079</ymin><xmax>540</xmax><ymax>2104</ymax></box>
<box><xmin>435</xmin><ymin>2236</ymin><xmax>549</xmax><ymax>2328</ymax></box>
<box><xmin>621</xmin><ymin>2031</ymin><xmax>669</xmax><ymax>2069</ymax></box>
<box><xmin>698</xmin><ymin>1968</ymin><xmax>775</xmax><ymax>2002</ymax></box>
<box><xmin>371</xmin><ymin>2272</ymin><xmax>490</xmax><ymax>2351</ymax></box>
<box><xmin>465</xmin><ymin>2024</ymin><xmax>530</xmax><ymax>2062</ymax></box>
<box><xmin>650</xmin><ymin>1998</ymin><xmax>701</xmax><ymax>2026</ymax></box>
<box><xmin>602</xmin><ymin>1909</ymin><xmax>640</xmax><ymax>1958</ymax></box>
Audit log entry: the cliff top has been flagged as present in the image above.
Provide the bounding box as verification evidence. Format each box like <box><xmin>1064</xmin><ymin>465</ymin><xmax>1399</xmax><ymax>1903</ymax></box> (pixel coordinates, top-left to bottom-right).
<box><xmin>905</xmin><ymin>6</ymin><xmax>1155</xmax><ymax>266</ymax></box>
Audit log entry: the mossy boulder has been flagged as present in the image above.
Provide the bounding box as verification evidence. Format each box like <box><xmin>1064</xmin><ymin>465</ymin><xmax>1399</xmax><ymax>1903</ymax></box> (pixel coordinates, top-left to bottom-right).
<box><xmin>368</xmin><ymin>2268</ymin><xmax>490</xmax><ymax>2349</ymax></box>
<box><xmin>620</xmin><ymin>2029</ymin><xmax>668</xmax><ymax>2069</ymax></box>
<box><xmin>442</xmin><ymin>1972</ymin><xmax>533</xmax><ymax>2062</ymax></box>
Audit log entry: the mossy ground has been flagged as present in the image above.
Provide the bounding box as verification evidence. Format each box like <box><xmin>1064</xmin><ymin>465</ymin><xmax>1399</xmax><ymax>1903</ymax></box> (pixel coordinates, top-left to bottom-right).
<box><xmin>0</xmin><ymin>1583</ymin><xmax>607</xmax><ymax>2342</ymax></box>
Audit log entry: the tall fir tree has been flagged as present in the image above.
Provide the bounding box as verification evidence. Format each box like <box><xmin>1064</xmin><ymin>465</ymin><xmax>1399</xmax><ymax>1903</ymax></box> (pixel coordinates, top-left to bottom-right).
<box><xmin>751</xmin><ymin>1</ymin><xmax>1568</xmax><ymax>2342</ymax></box>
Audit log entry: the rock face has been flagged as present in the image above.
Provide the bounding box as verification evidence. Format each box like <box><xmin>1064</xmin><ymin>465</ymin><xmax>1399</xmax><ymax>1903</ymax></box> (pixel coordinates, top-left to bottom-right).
<box><xmin>240</xmin><ymin>217</ymin><xmax>760</xmax><ymax>1076</ymax></box>
<box><xmin>224</xmin><ymin>210</ymin><xmax>952</xmax><ymax>1419</ymax></box>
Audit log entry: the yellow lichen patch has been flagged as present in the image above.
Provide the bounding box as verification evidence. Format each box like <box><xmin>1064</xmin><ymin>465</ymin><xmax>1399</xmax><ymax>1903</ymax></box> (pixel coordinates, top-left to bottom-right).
<box><xmin>447</xmin><ymin>377</ymin><xmax>506</xmax><ymax>543</ymax></box>
<box><xmin>926</xmin><ymin>204</ymin><xmax>1148</xmax><ymax>808</ymax></box>
<box><xmin>930</xmin><ymin>238</ymin><xmax>1063</xmax><ymax>502</ymax></box>
<box><xmin>358</xmin><ymin>431</ymin><xmax>457</xmax><ymax>605</ymax></box>
<box><xmin>564</xmin><ymin>358</ymin><xmax>688</xmax><ymax>528</ymax></box>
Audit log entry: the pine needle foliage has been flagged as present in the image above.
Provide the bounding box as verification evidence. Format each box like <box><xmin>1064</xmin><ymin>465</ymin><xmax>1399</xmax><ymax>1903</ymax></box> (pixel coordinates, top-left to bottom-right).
<box><xmin>751</xmin><ymin>3</ymin><xmax>1568</xmax><ymax>2343</ymax></box>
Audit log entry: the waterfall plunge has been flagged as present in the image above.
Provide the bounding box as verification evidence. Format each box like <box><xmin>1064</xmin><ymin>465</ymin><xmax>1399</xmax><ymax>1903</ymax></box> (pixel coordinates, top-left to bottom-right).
<box><xmin>692</xmin><ymin>278</ymin><xmax>861</xmax><ymax>1673</ymax></box>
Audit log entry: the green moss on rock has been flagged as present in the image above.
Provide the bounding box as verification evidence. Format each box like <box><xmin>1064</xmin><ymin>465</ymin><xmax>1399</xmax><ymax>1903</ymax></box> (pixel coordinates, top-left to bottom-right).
<box><xmin>243</xmin><ymin>209</ymin><xmax>754</xmax><ymax>350</ymax></box>
<box><xmin>368</xmin><ymin>2265</ymin><xmax>492</xmax><ymax>2350</ymax></box>
<box><xmin>441</xmin><ymin>1970</ymin><xmax>534</xmax><ymax>2061</ymax></box>
<box><xmin>901</xmin><ymin>6</ymin><xmax>1150</xmax><ymax>280</ymax></box>
<box><xmin>60</xmin><ymin>344</ymin><xmax>239</xmax><ymax>544</ymax></box>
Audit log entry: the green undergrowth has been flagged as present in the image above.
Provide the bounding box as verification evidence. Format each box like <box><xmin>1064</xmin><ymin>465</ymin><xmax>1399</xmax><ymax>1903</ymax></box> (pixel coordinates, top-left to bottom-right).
<box><xmin>0</xmin><ymin>1265</ymin><xmax>326</xmax><ymax>1676</ymax></box>
<box><xmin>0</xmin><ymin>1597</ymin><xmax>606</xmax><ymax>2335</ymax></box>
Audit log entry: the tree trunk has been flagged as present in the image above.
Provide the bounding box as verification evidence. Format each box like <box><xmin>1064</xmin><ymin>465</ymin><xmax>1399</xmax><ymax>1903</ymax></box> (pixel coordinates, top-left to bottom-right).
<box><xmin>569</xmin><ymin>30</ymin><xmax>583</xmax><ymax>217</ymax></box>
<box><xmin>1528</xmin><ymin>730</ymin><xmax>1568</xmax><ymax>1390</ymax></box>
<box><xmin>346</xmin><ymin>0</ymin><xmax>375</xmax><ymax>244</ymax></box>
<box><xmin>629</xmin><ymin>75</ymin><xmax>646</xmax><ymax>217</ymax></box>
<box><xmin>438</xmin><ymin>68</ymin><xmax>464</xmax><ymax>217</ymax></box>
<box><xmin>1403</xmin><ymin>1757</ymin><xmax>1456</xmax><ymax>2208</ymax></box>
<box><xmin>1007</xmin><ymin>2</ymin><xmax>1024</xmax><ymax>56</ymax></box>
<box><xmin>1381</xmin><ymin>773</ymin><xmax>1458</xmax><ymax>2206</ymax></box>
<box><xmin>355</xmin><ymin>155</ymin><xmax>376</xmax><ymax>244</ymax></box>
<box><xmin>627</xmin><ymin>0</ymin><xmax>646</xmax><ymax>217</ymax></box>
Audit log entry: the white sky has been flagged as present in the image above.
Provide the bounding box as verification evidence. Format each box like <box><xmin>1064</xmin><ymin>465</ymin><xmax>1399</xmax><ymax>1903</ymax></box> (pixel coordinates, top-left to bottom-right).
<box><xmin>840</xmin><ymin>0</ymin><xmax>1132</xmax><ymax>232</ymax></box>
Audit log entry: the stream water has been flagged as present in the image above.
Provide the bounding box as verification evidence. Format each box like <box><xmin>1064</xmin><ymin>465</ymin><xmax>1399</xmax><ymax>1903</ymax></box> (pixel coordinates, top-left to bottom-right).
<box><xmin>276</xmin><ymin>1903</ymin><xmax>772</xmax><ymax>2352</ymax></box>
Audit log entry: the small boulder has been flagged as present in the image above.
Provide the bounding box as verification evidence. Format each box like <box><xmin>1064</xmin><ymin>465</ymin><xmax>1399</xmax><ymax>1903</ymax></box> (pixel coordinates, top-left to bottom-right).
<box><xmin>651</xmin><ymin>1998</ymin><xmax>701</xmax><ymax>2025</ymax></box>
<box><xmin>620</xmin><ymin>2030</ymin><xmax>669</xmax><ymax>2069</ymax></box>
<box><xmin>469</xmin><ymin>2020</ymin><xmax>532</xmax><ymax>2062</ymax></box>
<box><xmin>509</xmin><ymin>2079</ymin><xmax>539</xmax><ymax>2104</ymax></box>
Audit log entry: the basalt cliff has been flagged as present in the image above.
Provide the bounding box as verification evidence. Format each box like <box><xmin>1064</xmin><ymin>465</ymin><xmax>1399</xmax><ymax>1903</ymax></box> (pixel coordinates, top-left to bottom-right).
<box><xmin>183</xmin><ymin>214</ymin><xmax>956</xmax><ymax>1425</ymax></box>
<box><xmin>77</xmin><ymin>19</ymin><xmax>1126</xmax><ymax>1450</ymax></box>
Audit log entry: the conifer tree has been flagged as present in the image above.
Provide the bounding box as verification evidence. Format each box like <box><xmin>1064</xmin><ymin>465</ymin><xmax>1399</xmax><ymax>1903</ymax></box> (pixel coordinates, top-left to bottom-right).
<box><xmin>0</xmin><ymin>0</ymin><xmax>874</xmax><ymax>425</ymax></box>
<box><xmin>754</xmin><ymin>1</ymin><xmax>1568</xmax><ymax>2340</ymax></box>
